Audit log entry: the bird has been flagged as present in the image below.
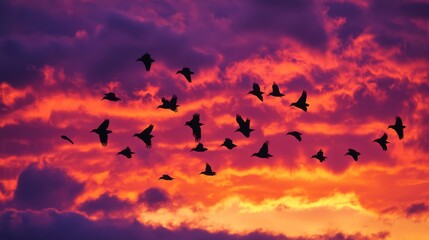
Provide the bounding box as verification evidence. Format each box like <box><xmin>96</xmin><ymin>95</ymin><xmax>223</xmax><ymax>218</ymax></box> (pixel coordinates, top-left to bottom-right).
<box><xmin>137</xmin><ymin>53</ymin><xmax>155</xmax><ymax>71</ymax></box>
<box><xmin>268</xmin><ymin>82</ymin><xmax>285</xmax><ymax>97</ymax></box>
<box><xmin>388</xmin><ymin>116</ymin><xmax>406</xmax><ymax>140</ymax></box>
<box><xmin>185</xmin><ymin>113</ymin><xmax>203</xmax><ymax>142</ymax></box>
<box><xmin>200</xmin><ymin>163</ymin><xmax>216</xmax><ymax>176</ymax></box>
<box><xmin>134</xmin><ymin>124</ymin><xmax>154</xmax><ymax>148</ymax></box>
<box><xmin>157</xmin><ymin>94</ymin><xmax>179</xmax><ymax>112</ymax></box>
<box><xmin>286</xmin><ymin>131</ymin><xmax>302</xmax><ymax>142</ymax></box>
<box><xmin>248</xmin><ymin>82</ymin><xmax>264</xmax><ymax>101</ymax></box>
<box><xmin>117</xmin><ymin>147</ymin><xmax>135</xmax><ymax>159</ymax></box>
<box><xmin>290</xmin><ymin>90</ymin><xmax>309</xmax><ymax>112</ymax></box>
<box><xmin>235</xmin><ymin>114</ymin><xmax>254</xmax><ymax>138</ymax></box>
<box><xmin>251</xmin><ymin>141</ymin><xmax>273</xmax><ymax>158</ymax></box>
<box><xmin>191</xmin><ymin>143</ymin><xmax>208</xmax><ymax>152</ymax></box>
<box><xmin>91</xmin><ymin>119</ymin><xmax>112</xmax><ymax>146</ymax></box>
<box><xmin>373</xmin><ymin>133</ymin><xmax>389</xmax><ymax>151</ymax></box>
<box><xmin>60</xmin><ymin>135</ymin><xmax>74</xmax><ymax>144</ymax></box>
<box><xmin>312</xmin><ymin>149</ymin><xmax>327</xmax><ymax>163</ymax></box>
<box><xmin>177</xmin><ymin>67</ymin><xmax>194</xmax><ymax>83</ymax></box>
<box><xmin>102</xmin><ymin>92</ymin><xmax>120</xmax><ymax>102</ymax></box>
<box><xmin>159</xmin><ymin>174</ymin><xmax>174</xmax><ymax>180</ymax></box>
<box><xmin>220</xmin><ymin>138</ymin><xmax>237</xmax><ymax>150</ymax></box>
<box><xmin>345</xmin><ymin>148</ymin><xmax>360</xmax><ymax>161</ymax></box>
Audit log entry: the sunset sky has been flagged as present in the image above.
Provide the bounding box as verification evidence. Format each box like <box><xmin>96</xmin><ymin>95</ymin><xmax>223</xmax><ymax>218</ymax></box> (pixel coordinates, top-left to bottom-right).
<box><xmin>1</xmin><ymin>0</ymin><xmax>429</xmax><ymax>239</ymax></box>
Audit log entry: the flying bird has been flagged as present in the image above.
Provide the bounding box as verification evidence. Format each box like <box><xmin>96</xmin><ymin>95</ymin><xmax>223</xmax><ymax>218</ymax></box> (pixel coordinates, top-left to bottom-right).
<box><xmin>102</xmin><ymin>92</ymin><xmax>120</xmax><ymax>102</ymax></box>
<box><xmin>388</xmin><ymin>116</ymin><xmax>406</xmax><ymax>140</ymax></box>
<box><xmin>91</xmin><ymin>119</ymin><xmax>112</xmax><ymax>146</ymax></box>
<box><xmin>185</xmin><ymin>113</ymin><xmax>203</xmax><ymax>142</ymax></box>
<box><xmin>312</xmin><ymin>149</ymin><xmax>327</xmax><ymax>163</ymax></box>
<box><xmin>290</xmin><ymin>90</ymin><xmax>309</xmax><ymax>112</ymax></box>
<box><xmin>117</xmin><ymin>147</ymin><xmax>135</xmax><ymax>159</ymax></box>
<box><xmin>286</xmin><ymin>131</ymin><xmax>302</xmax><ymax>142</ymax></box>
<box><xmin>137</xmin><ymin>53</ymin><xmax>155</xmax><ymax>71</ymax></box>
<box><xmin>220</xmin><ymin>138</ymin><xmax>237</xmax><ymax>150</ymax></box>
<box><xmin>373</xmin><ymin>133</ymin><xmax>389</xmax><ymax>151</ymax></box>
<box><xmin>60</xmin><ymin>135</ymin><xmax>74</xmax><ymax>144</ymax></box>
<box><xmin>235</xmin><ymin>114</ymin><xmax>254</xmax><ymax>138</ymax></box>
<box><xmin>177</xmin><ymin>67</ymin><xmax>194</xmax><ymax>83</ymax></box>
<box><xmin>134</xmin><ymin>124</ymin><xmax>154</xmax><ymax>148</ymax></box>
<box><xmin>159</xmin><ymin>174</ymin><xmax>174</xmax><ymax>180</ymax></box>
<box><xmin>200</xmin><ymin>163</ymin><xmax>216</xmax><ymax>176</ymax></box>
<box><xmin>268</xmin><ymin>82</ymin><xmax>285</xmax><ymax>97</ymax></box>
<box><xmin>345</xmin><ymin>148</ymin><xmax>360</xmax><ymax>161</ymax></box>
<box><xmin>191</xmin><ymin>143</ymin><xmax>208</xmax><ymax>152</ymax></box>
<box><xmin>248</xmin><ymin>82</ymin><xmax>264</xmax><ymax>101</ymax></box>
<box><xmin>251</xmin><ymin>141</ymin><xmax>273</xmax><ymax>158</ymax></box>
<box><xmin>157</xmin><ymin>94</ymin><xmax>179</xmax><ymax>112</ymax></box>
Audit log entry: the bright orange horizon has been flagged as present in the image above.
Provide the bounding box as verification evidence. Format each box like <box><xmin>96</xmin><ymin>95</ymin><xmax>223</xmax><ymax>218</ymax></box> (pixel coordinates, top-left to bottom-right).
<box><xmin>1</xmin><ymin>1</ymin><xmax>429</xmax><ymax>239</ymax></box>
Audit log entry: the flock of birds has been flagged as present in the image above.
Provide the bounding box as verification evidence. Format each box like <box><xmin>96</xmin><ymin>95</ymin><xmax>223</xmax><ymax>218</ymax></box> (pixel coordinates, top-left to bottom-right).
<box><xmin>60</xmin><ymin>53</ymin><xmax>407</xmax><ymax>180</ymax></box>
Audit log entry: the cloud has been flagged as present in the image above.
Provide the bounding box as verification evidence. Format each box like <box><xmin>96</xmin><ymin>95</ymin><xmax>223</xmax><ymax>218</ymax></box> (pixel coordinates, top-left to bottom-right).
<box><xmin>78</xmin><ymin>192</ymin><xmax>133</xmax><ymax>216</ymax></box>
<box><xmin>405</xmin><ymin>202</ymin><xmax>429</xmax><ymax>217</ymax></box>
<box><xmin>12</xmin><ymin>163</ymin><xmax>84</xmax><ymax>210</ymax></box>
<box><xmin>137</xmin><ymin>187</ymin><xmax>170</xmax><ymax>211</ymax></box>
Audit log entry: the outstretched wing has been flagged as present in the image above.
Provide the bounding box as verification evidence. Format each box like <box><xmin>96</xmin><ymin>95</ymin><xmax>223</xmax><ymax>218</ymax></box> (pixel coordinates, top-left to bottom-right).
<box><xmin>395</xmin><ymin>116</ymin><xmax>403</xmax><ymax>127</ymax></box>
<box><xmin>272</xmin><ymin>83</ymin><xmax>280</xmax><ymax>93</ymax></box>
<box><xmin>253</xmin><ymin>83</ymin><xmax>261</xmax><ymax>92</ymax></box>
<box><xmin>298</xmin><ymin>90</ymin><xmax>307</xmax><ymax>104</ymax></box>
<box><xmin>61</xmin><ymin>135</ymin><xmax>74</xmax><ymax>144</ymax></box>
<box><xmin>143</xmin><ymin>137</ymin><xmax>152</xmax><ymax>149</ymax></box>
<box><xmin>99</xmin><ymin>133</ymin><xmax>108</xmax><ymax>146</ymax></box>
<box><xmin>192</xmin><ymin>126</ymin><xmax>202</xmax><ymax>142</ymax></box>
<box><xmin>381</xmin><ymin>133</ymin><xmax>388</xmax><ymax>142</ymax></box>
<box><xmin>192</xmin><ymin>113</ymin><xmax>200</xmax><ymax>123</ymax></box>
<box><xmin>205</xmin><ymin>163</ymin><xmax>213</xmax><ymax>172</ymax></box>
<box><xmin>236</xmin><ymin>114</ymin><xmax>245</xmax><ymax>127</ymax></box>
<box><xmin>170</xmin><ymin>95</ymin><xmax>178</xmax><ymax>106</ymax></box>
<box><xmin>98</xmin><ymin>119</ymin><xmax>110</xmax><ymax>131</ymax></box>
<box><xmin>142</xmin><ymin>124</ymin><xmax>154</xmax><ymax>135</ymax></box>
<box><xmin>260</xmin><ymin>141</ymin><xmax>269</xmax><ymax>154</ymax></box>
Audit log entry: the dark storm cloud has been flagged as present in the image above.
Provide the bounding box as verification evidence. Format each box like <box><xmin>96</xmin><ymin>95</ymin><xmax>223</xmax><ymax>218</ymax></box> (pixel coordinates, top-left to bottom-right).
<box><xmin>78</xmin><ymin>192</ymin><xmax>133</xmax><ymax>215</ymax></box>
<box><xmin>12</xmin><ymin>163</ymin><xmax>84</xmax><ymax>210</ymax></box>
<box><xmin>137</xmin><ymin>187</ymin><xmax>170</xmax><ymax>210</ymax></box>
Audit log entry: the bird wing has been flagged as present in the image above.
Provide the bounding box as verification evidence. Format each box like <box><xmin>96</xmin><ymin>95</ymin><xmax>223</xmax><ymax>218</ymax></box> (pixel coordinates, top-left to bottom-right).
<box><xmin>192</xmin><ymin>126</ymin><xmax>202</xmax><ymax>142</ymax></box>
<box><xmin>99</xmin><ymin>133</ymin><xmax>108</xmax><ymax>146</ymax></box>
<box><xmin>381</xmin><ymin>133</ymin><xmax>388</xmax><ymax>141</ymax></box>
<box><xmin>143</xmin><ymin>137</ymin><xmax>152</xmax><ymax>148</ymax></box>
<box><xmin>171</xmin><ymin>95</ymin><xmax>178</xmax><ymax>106</ymax></box>
<box><xmin>205</xmin><ymin>163</ymin><xmax>212</xmax><ymax>172</ymax></box>
<box><xmin>236</xmin><ymin>115</ymin><xmax>245</xmax><ymax>127</ymax></box>
<box><xmin>395</xmin><ymin>116</ymin><xmax>403</xmax><ymax>126</ymax></box>
<box><xmin>185</xmin><ymin>73</ymin><xmax>192</xmax><ymax>83</ymax></box>
<box><xmin>192</xmin><ymin>113</ymin><xmax>200</xmax><ymax>123</ymax></box>
<box><xmin>61</xmin><ymin>135</ymin><xmax>74</xmax><ymax>144</ymax></box>
<box><xmin>98</xmin><ymin>119</ymin><xmax>110</xmax><ymax>131</ymax></box>
<box><xmin>253</xmin><ymin>83</ymin><xmax>261</xmax><ymax>92</ymax></box>
<box><xmin>260</xmin><ymin>141</ymin><xmax>269</xmax><ymax>154</ymax></box>
<box><xmin>298</xmin><ymin>90</ymin><xmax>307</xmax><ymax>103</ymax></box>
<box><xmin>272</xmin><ymin>83</ymin><xmax>280</xmax><ymax>93</ymax></box>
<box><xmin>161</xmin><ymin>97</ymin><xmax>168</xmax><ymax>104</ymax></box>
<box><xmin>142</xmin><ymin>124</ymin><xmax>154</xmax><ymax>135</ymax></box>
<box><xmin>144</xmin><ymin>61</ymin><xmax>152</xmax><ymax>71</ymax></box>
<box><xmin>197</xmin><ymin>143</ymin><xmax>203</xmax><ymax>148</ymax></box>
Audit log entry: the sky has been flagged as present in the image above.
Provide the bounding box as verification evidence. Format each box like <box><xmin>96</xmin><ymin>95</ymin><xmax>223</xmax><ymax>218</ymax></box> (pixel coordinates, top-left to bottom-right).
<box><xmin>1</xmin><ymin>0</ymin><xmax>429</xmax><ymax>239</ymax></box>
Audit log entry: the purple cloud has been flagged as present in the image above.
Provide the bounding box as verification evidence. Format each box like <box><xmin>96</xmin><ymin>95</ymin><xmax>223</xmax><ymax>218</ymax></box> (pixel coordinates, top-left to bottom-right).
<box><xmin>78</xmin><ymin>192</ymin><xmax>133</xmax><ymax>216</ymax></box>
<box><xmin>405</xmin><ymin>202</ymin><xmax>429</xmax><ymax>217</ymax></box>
<box><xmin>137</xmin><ymin>187</ymin><xmax>170</xmax><ymax>210</ymax></box>
<box><xmin>12</xmin><ymin>163</ymin><xmax>84</xmax><ymax>210</ymax></box>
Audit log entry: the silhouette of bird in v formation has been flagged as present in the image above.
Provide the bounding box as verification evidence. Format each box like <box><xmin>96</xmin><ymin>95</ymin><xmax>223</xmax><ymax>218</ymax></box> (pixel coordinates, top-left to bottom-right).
<box><xmin>159</xmin><ymin>174</ymin><xmax>174</xmax><ymax>180</ymax></box>
<box><xmin>200</xmin><ymin>163</ymin><xmax>216</xmax><ymax>176</ymax></box>
<box><xmin>220</xmin><ymin>138</ymin><xmax>236</xmax><ymax>150</ymax></box>
<box><xmin>388</xmin><ymin>116</ymin><xmax>406</xmax><ymax>140</ymax></box>
<box><xmin>235</xmin><ymin>114</ymin><xmax>254</xmax><ymax>138</ymax></box>
<box><xmin>290</xmin><ymin>90</ymin><xmax>309</xmax><ymax>112</ymax></box>
<box><xmin>373</xmin><ymin>133</ymin><xmax>389</xmax><ymax>151</ymax></box>
<box><xmin>185</xmin><ymin>113</ymin><xmax>203</xmax><ymax>142</ymax></box>
<box><xmin>248</xmin><ymin>82</ymin><xmax>264</xmax><ymax>102</ymax></box>
<box><xmin>102</xmin><ymin>92</ymin><xmax>120</xmax><ymax>102</ymax></box>
<box><xmin>345</xmin><ymin>148</ymin><xmax>360</xmax><ymax>161</ymax></box>
<box><xmin>268</xmin><ymin>82</ymin><xmax>284</xmax><ymax>97</ymax></box>
<box><xmin>312</xmin><ymin>149</ymin><xmax>327</xmax><ymax>163</ymax></box>
<box><xmin>177</xmin><ymin>67</ymin><xmax>194</xmax><ymax>83</ymax></box>
<box><xmin>191</xmin><ymin>143</ymin><xmax>208</xmax><ymax>152</ymax></box>
<box><xmin>157</xmin><ymin>94</ymin><xmax>179</xmax><ymax>112</ymax></box>
<box><xmin>117</xmin><ymin>146</ymin><xmax>135</xmax><ymax>159</ymax></box>
<box><xmin>91</xmin><ymin>119</ymin><xmax>112</xmax><ymax>146</ymax></box>
<box><xmin>252</xmin><ymin>141</ymin><xmax>273</xmax><ymax>158</ymax></box>
<box><xmin>137</xmin><ymin>53</ymin><xmax>155</xmax><ymax>71</ymax></box>
<box><xmin>134</xmin><ymin>124</ymin><xmax>154</xmax><ymax>149</ymax></box>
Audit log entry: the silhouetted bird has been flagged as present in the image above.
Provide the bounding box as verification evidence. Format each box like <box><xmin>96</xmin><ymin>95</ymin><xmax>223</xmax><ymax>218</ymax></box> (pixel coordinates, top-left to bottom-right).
<box><xmin>134</xmin><ymin>124</ymin><xmax>154</xmax><ymax>148</ymax></box>
<box><xmin>388</xmin><ymin>116</ymin><xmax>406</xmax><ymax>140</ymax></box>
<box><xmin>185</xmin><ymin>113</ymin><xmax>203</xmax><ymax>142</ymax></box>
<box><xmin>102</xmin><ymin>92</ymin><xmax>120</xmax><ymax>102</ymax></box>
<box><xmin>312</xmin><ymin>149</ymin><xmax>326</xmax><ymax>163</ymax></box>
<box><xmin>200</xmin><ymin>163</ymin><xmax>216</xmax><ymax>176</ymax></box>
<box><xmin>157</xmin><ymin>95</ymin><xmax>179</xmax><ymax>112</ymax></box>
<box><xmin>345</xmin><ymin>148</ymin><xmax>360</xmax><ymax>161</ymax></box>
<box><xmin>91</xmin><ymin>119</ymin><xmax>112</xmax><ymax>146</ymax></box>
<box><xmin>117</xmin><ymin>147</ymin><xmax>135</xmax><ymax>159</ymax></box>
<box><xmin>159</xmin><ymin>174</ymin><xmax>174</xmax><ymax>180</ymax></box>
<box><xmin>268</xmin><ymin>82</ymin><xmax>285</xmax><ymax>97</ymax></box>
<box><xmin>61</xmin><ymin>135</ymin><xmax>74</xmax><ymax>144</ymax></box>
<box><xmin>177</xmin><ymin>67</ymin><xmax>194</xmax><ymax>83</ymax></box>
<box><xmin>251</xmin><ymin>141</ymin><xmax>273</xmax><ymax>158</ymax></box>
<box><xmin>286</xmin><ymin>131</ymin><xmax>302</xmax><ymax>142</ymax></box>
<box><xmin>137</xmin><ymin>53</ymin><xmax>154</xmax><ymax>71</ymax></box>
<box><xmin>235</xmin><ymin>114</ymin><xmax>254</xmax><ymax>138</ymax></box>
<box><xmin>220</xmin><ymin>138</ymin><xmax>236</xmax><ymax>150</ymax></box>
<box><xmin>248</xmin><ymin>83</ymin><xmax>264</xmax><ymax>101</ymax></box>
<box><xmin>373</xmin><ymin>133</ymin><xmax>389</xmax><ymax>151</ymax></box>
<box><xmin>290</xmin><ymin>90</ymin><xmax>309</xmax><ymax>112</ymax></box>
<box><xmin>191</xmin><ymin>143</ymin><xmax>208</xmax><ymax>152</ymax></box>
